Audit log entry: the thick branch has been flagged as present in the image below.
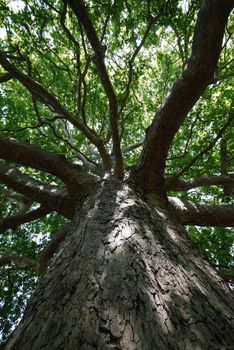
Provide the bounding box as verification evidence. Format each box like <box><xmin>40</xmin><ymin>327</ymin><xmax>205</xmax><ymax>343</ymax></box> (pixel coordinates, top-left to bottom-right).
<box><xmin>0</xmin><ymin>254</ymin><xmax>37</xmax><ymax>270</ymax></box>
<box><xmin>66</xmin><ymin>0</ymin><xmax>123</xmax><ymax>176</ymax></box>
<box><xmin>0</xmin><ymin>188</ymin><xmax>29</xmax><ymax>203</ymax></box>
<box><xmin>0</xmin><ymin>136</ymin><xmax>94</xmax><ymax>193</ymax></box>
<box><xmin>166</xmin><ymin>174</ymin><xmax>234</xmax><ymax>192</ymax></box>
<box><xmin>37</xmin><ymin>226</ymin><xmax>69</xmax><ymax>272</ymax></box>
<box><xmin>0</xmin><ymin>164</ymin><xmax>74</xmax><ymax>218</ymax></box>
<box><xmin>132</xmin><ymin>0</ymin><xmax>233</xmax><ymax>195</ymax></box>
<box><xmin>169</xmin><ymin>197</ymin><xmax>234</xmax><ymax>227</ymax></box>
<box><xmin>77</xmin><ymin>150</ymin><xmax>101</xmax><ymax>175</ymax></box>
<box><xmin>0</xmin><ymin>72</ymin><xmax>13</xmax><ymax>83</ymax></box>
<box><xmin>0</xmin><ymin>206</ymin><xmax>51</xmax><ymax>234</ymax></box>
<box><xmin>0</xmin><ymin>52</ymin><xmax>111</xmax><ymax>169</ymax></box>
<box><xmin>218</xmin><ymin>267</ymin><xmax>234</xmax><ymax>282</ymax></box>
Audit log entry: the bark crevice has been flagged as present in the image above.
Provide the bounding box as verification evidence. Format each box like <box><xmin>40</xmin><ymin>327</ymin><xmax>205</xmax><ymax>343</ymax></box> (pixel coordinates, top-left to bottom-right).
<box><xmin>6</xmin><ymin>179</ymin><xmax>234</xmax><ymax>350</ymax></box>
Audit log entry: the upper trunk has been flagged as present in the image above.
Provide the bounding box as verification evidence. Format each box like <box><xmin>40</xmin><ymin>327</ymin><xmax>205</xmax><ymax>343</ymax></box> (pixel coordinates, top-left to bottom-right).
<box><xmin>6</xmin><ymin>178</ymin><xmax>234</xmax><ymax>350</ymax></box>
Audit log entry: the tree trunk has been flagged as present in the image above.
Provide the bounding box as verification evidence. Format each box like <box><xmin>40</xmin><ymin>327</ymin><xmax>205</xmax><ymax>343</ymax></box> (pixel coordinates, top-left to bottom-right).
<box><xmin>6</xmin><ymin>179</ymin><xmax>234</xmax><ymax>350</ymax></box>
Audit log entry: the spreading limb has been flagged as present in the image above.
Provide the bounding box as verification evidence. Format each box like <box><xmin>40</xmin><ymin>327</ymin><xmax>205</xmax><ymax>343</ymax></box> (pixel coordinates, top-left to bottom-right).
<box><xmin>0</xmin><ymin>72</ymin><xmax>13</xmax><ymax>83</ymax></box>
<box><xmin>66</xmin><ymin>0</ymin><xmax>123</xmax><ymax>176</ymax></box>
<box><xmin>132</xmin><ymin>0</ymin><xmax>233</xmax><ymax>195</ymax></box>
<box><xmin>0</xmin><ymin>136</ymin><xmax>95</xmax><ymax>193</ymax></box>
<box><xmin>170</xmin><ymin>197</ymin><xmax>234</xmax><ymax>227</ymax></box>
<box><xmin>0</xmin><ymin>254</ymin><xmax>37</xmax><ymax>270</ymax></box>
<box><xmin>0</xmin><ymin>206</ymin><xmax>51</xmax><ymax>234</ymax></box>
<box><xmin>166</xmin><ymin>174</ymin><xmax>234</xmax><ymax>192</ymax></box>
<box><xmin>0</xmin><ymin>164</ymin><xmax>74</xmax><ymax>217</ymax></box>
<box><xmin>218</xmin><ymin>267</ymin><xmax>234</xmax><ymax>282</ymax></box>
<box><xmin>0</xmin><ymin>52</ymin><xmax>111</xmax><ymax>169</ymax></box>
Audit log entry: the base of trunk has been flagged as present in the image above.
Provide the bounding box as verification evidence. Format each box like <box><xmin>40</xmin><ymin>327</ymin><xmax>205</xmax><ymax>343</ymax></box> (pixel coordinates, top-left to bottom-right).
<box><xmin>6</xmin><ymin>179</ymin><xmax>234</xmax><ymax>350</ymax></box>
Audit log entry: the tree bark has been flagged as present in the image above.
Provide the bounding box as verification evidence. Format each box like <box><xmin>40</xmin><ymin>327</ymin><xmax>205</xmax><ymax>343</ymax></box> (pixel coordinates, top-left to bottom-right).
<box><xmin>169</xmin><ymin>197</ymin><xmax>234</xmax><ymax>227</ymax></box>
<box><xmin>132</xmin><ymin>0</ymin><xmax>233</xmax><ymax>194</ymax></box>
<box><xmin>6</xmin><ymin>179</ymin><xmax>234</xmax><ymax>350</ymax></box>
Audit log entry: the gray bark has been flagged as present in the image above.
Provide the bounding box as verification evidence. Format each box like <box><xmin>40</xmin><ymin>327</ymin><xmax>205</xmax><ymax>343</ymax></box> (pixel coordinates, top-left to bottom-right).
<box><xmin>0</xmin><ymin>164</ymin><xmax>73</xmax><ymax>217</ymax></box>
<box><xmin>166</xmin><ymin>174</ymin><xmax>234</xmax><ymax>192</ymax></box>
<box><xmin>169</xmin><ymin>197</ymin><xmax>234</xmax><ymax>227</ymax></box>
<box><xmin>132</xmin><ymin>0</ymin><xmax>233</xmax><ymax>194</ymax></box>
<box><xmin>6</xmin><ymin>179</ymin><xmax>234</xmax><ymax>350</ymax></box>
<box><xmin>0</xmin><ymin>136</ymin><xmax>95</xmax><ymax>193</ymax></box>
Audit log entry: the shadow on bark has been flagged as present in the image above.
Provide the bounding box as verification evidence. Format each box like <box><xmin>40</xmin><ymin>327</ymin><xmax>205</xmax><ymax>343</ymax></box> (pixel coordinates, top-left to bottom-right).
<box><xmin>6</xmin><ymin>178</ymin><xmax>234</xmax><ymax>350</ymax></box>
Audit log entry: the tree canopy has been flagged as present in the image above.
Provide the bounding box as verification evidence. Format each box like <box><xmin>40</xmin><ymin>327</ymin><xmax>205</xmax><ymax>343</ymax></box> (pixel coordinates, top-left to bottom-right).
<box><xmin>0</xmin><ymin>0</ymin><xmax>233</xmax><ymax>344</ymax></box>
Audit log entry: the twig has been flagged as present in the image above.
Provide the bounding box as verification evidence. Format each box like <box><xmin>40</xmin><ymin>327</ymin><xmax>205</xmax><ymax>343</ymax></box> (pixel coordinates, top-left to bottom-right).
<box><xmin>176</xmin><ymin>113</ymin><xmax>234</xmax><ymax>177</ymax></box>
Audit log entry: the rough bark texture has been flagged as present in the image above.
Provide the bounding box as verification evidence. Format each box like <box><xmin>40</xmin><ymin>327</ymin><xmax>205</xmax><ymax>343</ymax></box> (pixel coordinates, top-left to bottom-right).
<box><xmin>166</xmin><ymin>174</ymin><xmax>234</xmax><ymax>192</ymax></box>
<box><xmin>169</xmin><ymin>197</ymin><xmax>234</xmax><ymax>227</ymax></box>
<box><xmin>0</xmin><ymin>206</ymin><xmax>51</xmax><ymax>233</ymax></box>
<box><xmin>0</xmin><ymin>137</ymin><xmax>94</xmax><ymax>193</ymax></box>
<box><xmin>132</xmin><ymin>0</ymin><xmax>233</xmax><ymax>194</ymax></box>
<box><xmin>0</xmin><ymin>164</ymin><xmax>74</xmax><ymax>217</ymax></box>
<box><xmin>6</xmin><ymin>179</ymin><xmax>234</xmax><ymax>350</ymax></box>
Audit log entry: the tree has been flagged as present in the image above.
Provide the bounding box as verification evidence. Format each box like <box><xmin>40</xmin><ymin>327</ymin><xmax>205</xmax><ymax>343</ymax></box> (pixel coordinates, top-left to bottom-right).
<box><xmin>0</xmin><ymin>0</ymin><xmax>234</xmax><ymax>348</ymax></box>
